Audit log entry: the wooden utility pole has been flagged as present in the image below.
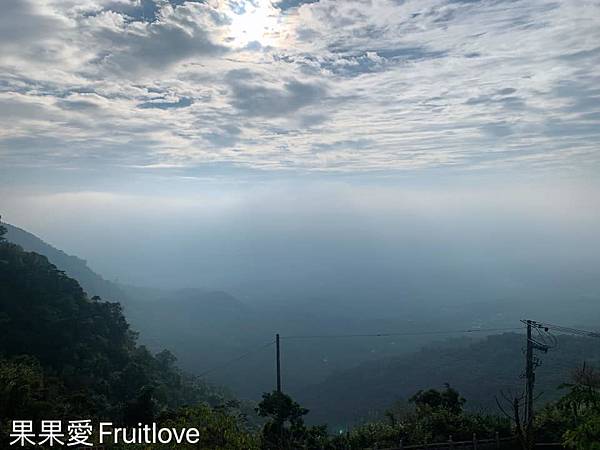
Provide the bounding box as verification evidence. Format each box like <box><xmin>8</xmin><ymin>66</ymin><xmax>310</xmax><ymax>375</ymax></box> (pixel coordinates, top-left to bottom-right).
<box><xmin>276</xmin><ymin>333</ymin><xmax>281</xmax><ymax>392</ymax></box>
<box><xmin>525</xmin><ymin>320</ymin><xmax>534</xmax><ymax>449</ymax></box>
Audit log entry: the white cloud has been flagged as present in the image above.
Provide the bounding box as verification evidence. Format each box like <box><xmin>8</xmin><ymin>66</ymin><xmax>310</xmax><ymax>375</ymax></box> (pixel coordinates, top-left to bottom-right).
<box><xmin>0</xmin><ymin>0</ymin><xmax>599</xmax><ymax>176</ymax></box>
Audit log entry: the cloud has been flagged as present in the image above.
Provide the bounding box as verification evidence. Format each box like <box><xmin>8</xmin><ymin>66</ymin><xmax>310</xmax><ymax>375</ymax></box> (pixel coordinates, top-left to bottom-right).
<box><xmin>0</xmin><ymin>0</ymin><xmax>598</xmax><ymax>176</ymax></box>
<box><xmin>312</xmin><ymin>139</ymin><xmax>373</xmax><ymax>153</ymax></box>
<box><xmin>82</xmin><ymin>3</ymin><xmax>229</xmax><ymax>76</ymax></box>
<box><xmin>276</xmin><ymin>0</ymin><xmax>320</xmax><ymax>11</ymax></box>
<box><xmin>203</xmin><ymin>124</ymin><xmax>242</xmax><ymax>147</ymax></box>
<box><xmin>0</xmin><ymin>1</ymin><xmax>66</xmax><ymax>48</ymax></box>
<box><xmin>138</xmin><ymin>96</ymin><xmax>193</xmax><ymax>109</ymax></box>
<box><xmin>226</xmin><ymin>69</ymin><xmax>327</xmax><ymax>117</ymax></box>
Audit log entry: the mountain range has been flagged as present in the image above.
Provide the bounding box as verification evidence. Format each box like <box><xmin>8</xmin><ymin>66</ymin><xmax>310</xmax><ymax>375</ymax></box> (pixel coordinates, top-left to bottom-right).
<box><xmin>4</xmin><ymin>221</ymin><xmax>600</xmax><ymax>427</ymax></box>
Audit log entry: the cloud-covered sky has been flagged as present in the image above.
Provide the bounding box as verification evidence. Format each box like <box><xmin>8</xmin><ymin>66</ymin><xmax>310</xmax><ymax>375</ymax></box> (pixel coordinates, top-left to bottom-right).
<box><xmin>1</xmin><ymin>0</ymin><xmax>599</xmax><ymax>179</ymax></box>
<box><xmin>1</xmin><ymin>0</ymin><xmax>599</xmax><ymax>299</ymax></box>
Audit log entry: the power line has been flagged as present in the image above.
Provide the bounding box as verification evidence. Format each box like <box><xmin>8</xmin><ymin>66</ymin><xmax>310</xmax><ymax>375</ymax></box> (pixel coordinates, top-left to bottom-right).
<box><xmin>281</xmin><ymin>326</ymin><xmax>525</xmax><ymax>340</ymax></box>
<box><xmin>197</xmin><ymin>340</ymin><xmax>275</xmax><ymax>378</ymax></box>
<box><xmin>532</xmin><ymin>321</ymin><xmax>600</xmax><ymax>339</ymax></box>
<box><xmin>197</xmin><ymin>326</ymin><xmax>526</xmax><ymax>378</ymax></box>
<box><xmin>198</xmin><ymin>327</ymin><xmax>525</xmax><ymax>378</ymax></box>
<box><xmin>519</xmin><ymin>319</ymin><xmax>600</xmax><ymax>449</ymax></box>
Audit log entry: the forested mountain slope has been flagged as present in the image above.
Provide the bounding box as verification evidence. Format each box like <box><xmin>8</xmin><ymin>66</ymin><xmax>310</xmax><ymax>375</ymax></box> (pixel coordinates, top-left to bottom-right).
<box><xmin>6</xmin><ymin>219</ymin><xmax>600</xmax><ymax>428</ymax></box>
<box><xmin>299</xmin><ymin>332</ymin><xmax>600</xmax><ymax>427</ymax></box>
<box><xmin>1</xmin><ymin>222</ymin><xmax>452</xmax><ymax>399</ymax></box>
<box><xmin>0</xmin><ymin>227</ymin><xmax>219</xmax><ymax>427</ymax></box>
<box><xmin>3</xmin><ymin>222</ymin><xmax>259</xmax><ymax>384</ymax></box>
<box><xmin>4</xmin><ymin>223</ymin><xmax>126</xmax><ymax>302</ymax></box>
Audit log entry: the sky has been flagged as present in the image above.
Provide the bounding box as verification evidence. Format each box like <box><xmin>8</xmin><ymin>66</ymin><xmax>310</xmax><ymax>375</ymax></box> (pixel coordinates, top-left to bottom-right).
<box><xmin>1</xmin><ymin>0</ymin><xmax>599</xmax><ymax>303</ymax></box>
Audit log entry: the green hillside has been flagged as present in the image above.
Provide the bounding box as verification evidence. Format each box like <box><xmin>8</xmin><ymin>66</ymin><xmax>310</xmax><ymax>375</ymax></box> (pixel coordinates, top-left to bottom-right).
<box><xmin>0</xmin><ymin>226</ymin><xmax>226</xmax><ymax>443</ymax></box>
<box><xmin>4</xmin><ymin>223</ymin><xmax>126</xmax><ymax>303</ymax></box>
<box><xmin>300</xmin><ymin>333</ymin><xmax>600</xmax><ymax>427</ymax></box>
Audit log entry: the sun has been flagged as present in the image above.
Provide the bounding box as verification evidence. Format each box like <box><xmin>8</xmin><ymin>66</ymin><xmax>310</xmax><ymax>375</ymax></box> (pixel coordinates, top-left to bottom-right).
<box><xmin>227</xmin><ymin>0</ymin><xmax>281</xmax><ymax>48</ymax></box>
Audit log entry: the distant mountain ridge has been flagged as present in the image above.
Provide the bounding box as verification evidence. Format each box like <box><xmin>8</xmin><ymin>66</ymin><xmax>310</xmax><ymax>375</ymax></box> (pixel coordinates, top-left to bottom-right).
<box><xmin>3</xmin><ymin>222</ymin><xmax>246</xmax><ymax>312</ymax></box>
<box><xmin>0</xmin><ymin>225</ymin><xmax>220</xmax><ymax>430</ymax></box>
<box><xmin>2</xmin><ymin>222</ymin><xmax>251</xmax><ymax>350</ymax></box>
<box><xmin>298</xmin><ymin>332</ymin><xmax>600</xmax><ymax>427</ymax></box>
<box><xmin>6</xmin><ymin>220</ymin><xmax>600</xmax><ymax>429</ymax></box>
<box><xmin>1</xmin><ymin>221</ymin><xmax>259</xmax><ymax>374</ymax></box>
<box><xmin>4</xmin><ymin>223</ymin><xmax>126</xmax><ymax>302</ymax></box>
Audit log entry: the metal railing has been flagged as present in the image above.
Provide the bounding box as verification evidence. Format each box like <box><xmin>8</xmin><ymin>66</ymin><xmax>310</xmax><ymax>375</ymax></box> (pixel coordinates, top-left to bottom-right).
<box><xmin>369</xmin><ymin>433</ymin><xmax>516</xmax><ymax>450</ymax></box>
<box><xmin>370</xmin><ymin>436</ymin><xmax>565</xmax><ymax>450</ymax></box>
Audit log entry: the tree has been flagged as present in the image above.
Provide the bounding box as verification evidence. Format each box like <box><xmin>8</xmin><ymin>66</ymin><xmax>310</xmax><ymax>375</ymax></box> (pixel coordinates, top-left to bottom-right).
<box><xmin>560</xmin><ymin>364</ymin><xmax>600</xmax><ymax>449</ymax></box>
<box><xmin>534</xmin><ymin>364</ymin><xmax>600</xmax><ymax>450</ymax></box>
<box><xmin>496</xmin><ymin>390</ymin><xmax>531</xmax><ymax>450</ymax></box>
<box><xmin>0</xmin><ymin>237</ymin><xmax>222</xmax><ymax>425</ymax></box>
<box><xmin>123</xmin><ymin>386</ymin><xmax>157</xmax><ymax>425</ymax></box>
<box><xmin>563</xmin><ymin>415</ymin><xmax>600</xmax><ymax>450</ymax></box>
<box><xmin>256</xmin><ymin>391</ymin><xmax>309</xmax><ymax>449</ymax></box>
<box><xmin>410</xmin><ymin>383</ymin><xmax>466</xmax><ymax>414</ymax></box>
<box><xmin>343</xmin><ymin>387</ymin><xmax>509</xmax><ymax>449</ymax></box>
<box><xmin>0</xmin><ymin>215</ymin><xmax>6</xmax><ymax>242</ymax></box>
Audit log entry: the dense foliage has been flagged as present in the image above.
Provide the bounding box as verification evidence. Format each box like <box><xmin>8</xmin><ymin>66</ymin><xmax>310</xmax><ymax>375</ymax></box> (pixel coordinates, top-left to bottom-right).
<box><xmin>2</xmin><ymin>222</ymin><xmax>126</xmax><ymax>303</ymax></box>
<box><xmin>114</xmin><ymin>403</ymin><xmax>262</xmax><ymax>450</ymax></box>
<box><xmin>536</xmin><ymin>364</ymin><xmax>600</xmax><ymax>449</ymax></box>
<box><xmin>334</xmin><ymin>385</ymin><xmax>511</xmax><ymax>449</ymax></box>
<box><xmin>0</xmin><ymin>236</ymin><xmax>240</xmax><ymax>447</ymax></box>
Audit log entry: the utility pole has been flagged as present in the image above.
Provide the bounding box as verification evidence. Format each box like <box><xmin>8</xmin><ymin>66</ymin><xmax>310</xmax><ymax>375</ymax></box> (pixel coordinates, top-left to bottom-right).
<box><xmin>525</xmin><ymin>319</ymin><xmax>534</xmax><ymax>449</ymax></box>
<box><xmin>520</xmin><ymin>319</ymin><xmax>553</xmax><ymax>449</ymax></box>
<box><xmin>276</xmin><ymin>333</ymin><xmax>281</xmax><ymax>393</ymax></box>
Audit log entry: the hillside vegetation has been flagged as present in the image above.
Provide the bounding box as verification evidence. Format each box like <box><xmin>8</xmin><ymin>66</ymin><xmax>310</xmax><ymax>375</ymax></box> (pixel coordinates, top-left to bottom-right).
<box><xmin>0</xmin><ymin>225</ymin><xmax>255</xmax><ymax>448</ymax></box>
<box><xmin>299</xmin><ymin>333</ymin><xmax>600</xmax><ymax>427</ymax></box>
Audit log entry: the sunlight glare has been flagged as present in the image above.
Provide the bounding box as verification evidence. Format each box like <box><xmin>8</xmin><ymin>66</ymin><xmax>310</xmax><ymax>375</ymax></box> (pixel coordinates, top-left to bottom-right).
<box><xmin>227</xmin><ymin>0</ymin><xmax>281</xmax><ymax>48</ymax></box>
